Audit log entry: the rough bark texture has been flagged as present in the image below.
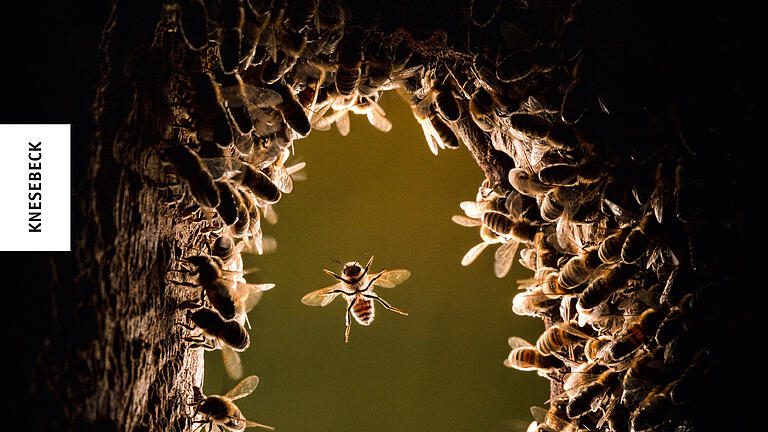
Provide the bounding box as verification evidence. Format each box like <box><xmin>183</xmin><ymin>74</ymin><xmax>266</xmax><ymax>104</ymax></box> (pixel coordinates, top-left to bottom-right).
<box><xmin>8</xmin><ymin>0</ymin><xmax>753</xmax><ymax>431</ymax></box>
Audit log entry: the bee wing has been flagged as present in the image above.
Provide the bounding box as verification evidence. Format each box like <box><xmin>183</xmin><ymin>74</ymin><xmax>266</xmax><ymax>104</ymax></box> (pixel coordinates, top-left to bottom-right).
<box><xmin>224</xmin><ymin>374</ymin><xmax>260</xmax><ymax>400</ymax></box>
<box><xmin>555</xmin><ymin>322</ymin><xmax>593</xmax><ymax>340</ymax></box>
<box><xmin>335</xmin><ymin>110</ymin><xmax>351</xmax><ymax>136</ymax></box>
<box><xmin>460</xmin><ymin>200</ymin><xmax>488</xmax><ymax>219</ymax></box>
<box><xmin>416</xmin><ymin>117</ymin><xmax>440</xmax><ymax>155</ymax></box>
<box><xmin>461</xmin><ymin>241</ymin><xmax>489</xmax><ymax>266</ymax></box>
<box><xmin>271</xmin><ymin>164</ymin><xmax>294</xmax><ymax>193</ymax></box>
<box><xmin>371</xmin><ymin>269</ymin><xmax>411</xmax><ymax>288</ymax></box>
<box><xmin>286</xmin><ymin>161</ymin><xmax>306</xmax><ymax>177</ymax></box>
<box><xmin>494</xmin><ymin>239</ymin><xmax>520</xmax><ymax>278</ymax></box>
<box><xmin>221</xmin><ymin>347</ymin><xmax>243</xmax><ymax>380</ymax></box>
<box><xmin>310</xmin><ymin>114</ymin><xmax>332</xmax><ymax>131</ymax></box>
<box><xmin>530</xmin><ymin>143</ymin><xmax>551</xmax><ymax>166</ymax></box>
<box><xmin>262</xmin><ymin>203</ymin><xmax>278</xmax><ymax>225</ymax></box>
<box><xmin>530</xmin><ymin>406</ymin><xmax>573</xmax><ymax>431</ymax></box>
<box><xmin>507</xmin><ymin>336</ymin><xmax>534</xmax><ymax>350</ymax></box>
<box><xmin>367</xmin><ymin>108</ymin><xmax>393</xmax><ymax>132</ymax></box>
<box><xmin>452</xmin><ymin>215</ymin><xmax>481</xmax><ymax>227</ymax></box>
<box><xmin>301</xmin><ymin>284</ymin><xmax>342</xmax><ymax>306</ymax></box>
<box><xmin>236</xmin><ymin>282</ymin><xmax>274</xmax><ymax>312</ymax></box>
<box><xmin>243</xmin><ymin>83</ymin><xmax>282</xmax><ymax>108</ymax></box>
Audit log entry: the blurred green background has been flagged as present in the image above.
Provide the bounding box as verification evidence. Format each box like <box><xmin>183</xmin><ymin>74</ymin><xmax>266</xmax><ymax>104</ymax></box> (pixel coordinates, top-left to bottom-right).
<box><xmin>203</xmin><ymin>92</ymin><xmax>547</xmax><ymax>432</ymax></box>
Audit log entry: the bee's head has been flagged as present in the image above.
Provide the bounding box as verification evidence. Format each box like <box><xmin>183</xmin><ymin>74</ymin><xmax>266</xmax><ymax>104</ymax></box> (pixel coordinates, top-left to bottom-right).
<box><xmin>342</xmin><ymin>262</ymin><xmax>364</xmax><ymax>279</ymax></box>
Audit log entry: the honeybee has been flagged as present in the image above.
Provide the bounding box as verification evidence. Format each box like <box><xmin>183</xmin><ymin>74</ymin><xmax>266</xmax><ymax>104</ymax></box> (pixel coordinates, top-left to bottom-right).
<box><xmin>557</xmin><ymin>247</ymin><xmax>600</xmax><ymax>290</ymax></box>
<box><xmin>301</xmin><ymin>256</ymin><xmax>410</xmax><ymax>342</ymax></box>
<box><xmin>232</xmin><ymin>162</ymin><xmax>282</xmax><ymax>204</ymax></box>
<box><xmin>189</xmin><ymin>375</ymin><xmax>275</xmax><ymax>431</ymax></box>
<box><xmin>215</xmin><ymin>179</ymin><xmax>240</xmax><ymax>226</ymax></box>
<box><xmin>189</xmin><ymin>71</ymin><xmax>234</xmax><ymax>148</ymax></box>
<box><xmin>179</xmin><ymin>306</ymin><xmax>249</xmax><ymax>379</ymax></box>
<box><xmin>509</xmin><ymin>168</ymin><xmax>554</xmax><ymax>198</ymax></box>
<box><xmin>239</xmin><ymin>3</ymin><xmax>270</xmax><ymax>69</ymax></box>
<box><xmin>654</xmin><ymin>292</ymin><xmax>694</xmax><ymax>346</ymax></box>
<box><xmin>621</xmin><ymin>349</ymin><xmax>668</xmax><ymax>407</ymax></box>
<box><xmin>512</xmin><ymin>287</ymin><xmax>559</xmax><ymax>318</ymax></box>
<box><xmin>507</xmin><ymin>114</ymin><xmax>579</xmax><ymax>153</ymax></box>
<box><xmin>530</xmin><ymin>397</ymin><xmax>579</xmax><ymax>432</ymax></box>
<box><xmin>218</xmin><ymin>0</ymin><xmax>245</xmax><ymax>73</ymax></box>
<box><xmin>583</xmin><ymin>335</ymin><xmax>611</xmax><ymax>363</ymax></box>
<box><xmin>214</xmin><ymin>69</ymin><xmax>282</xmax><ymax>135</ymax></box>
<box><xmin>457</xmin><ymin>221</ymin><xmax>519</xmax><ymax>278</ymax></box>
<box><xmin>482</xmin><ymin>210</ymin><xmax>539</xmax><ymax>244</ymax></box>
<box><xmin>263</xmin><ymin>147</ymin><xmax>307</xmax><ymax>194</ymax></box>
<box><xmin>349</xmin><ymin>95</ymin><xmax>393</xmax><ymax>133</ymax></box>
<box><xmin>564</xmin><ymin>369</ymin><xmax>619</xmax><ymax>419</ymax></box>
<box><xmin>504</xmin><ymin>337</ymin><xmax>564</xmax><ymax>377</ymax></box>
<box><xmin>496</xmin><ymin>44</ymin><xmax>559</xmax><ymax>83</ymax></box>
<box><xmin>468</xmin><ymin>87</ymin><xmax>496</xmax><ymax>131</ymax></box>
<box><xmin>536</xmin><ymin>321</ymin><xmax>592</xmax><ymax>357</ymax></box>
<box><xmin>576</xmin><ymin>263</ymin><xmax>635</xmax><ymax>317</ymax></box>
<box><xmin>597</xmin><ymin>307</ymin><xmax>665</xmax><ymax>364</ymax></box>
<box><xmin>630</xmin><ymin>385</ymin><xmax>673</xmax><ymax>432</ymax></box>
<box><xmin>560</xmin><ymin>76</ymin><xmax>591</xmax><ymax>126</ymax></box>
<box><xmin>270</xmin><ymin>82</ymin><xmax>312</xmax><ymax>137</ymax></box>
<box><xmin>597</xmin><ymin>226</ymin><xmax>632</xmax><ymax>264</ymax></box>
<box><xmin>335</xmin><ymin>29</ymin><xmax>364</xmax><ymax>96</ymax></box>
<box><xmin>165</xmin><ymin>144</ymin><xmax>220</xmax><ymax>209</ymax></box>
<box><xmin>179</xmin><ymin>0</ymin><xmax>209</xmax><ymax>51</ymax></box>
<box><xmin>538</xmin><ymin>163</ymin><xmax>579</xmax><ymax>187</ymax></box>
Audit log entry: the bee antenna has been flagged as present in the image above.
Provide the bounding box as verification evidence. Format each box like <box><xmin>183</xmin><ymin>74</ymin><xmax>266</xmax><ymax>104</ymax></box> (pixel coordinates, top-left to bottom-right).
<box><xmin>330</xmin><ymin>258</ymin><xmax>343</xmax><ymax>265</ymax></box>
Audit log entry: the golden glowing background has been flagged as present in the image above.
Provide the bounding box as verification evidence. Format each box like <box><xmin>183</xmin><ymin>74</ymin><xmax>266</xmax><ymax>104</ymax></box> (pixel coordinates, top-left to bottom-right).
<box><xmin>203</xmin><ymin>92</ymin><xmax>547</xmax><ymax>431</ymax></box>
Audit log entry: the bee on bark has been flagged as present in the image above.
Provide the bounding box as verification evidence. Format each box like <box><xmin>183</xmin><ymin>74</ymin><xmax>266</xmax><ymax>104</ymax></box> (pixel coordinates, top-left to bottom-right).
<box><xmin>565</xmin><ymin>369</ymin><xmax>619</xmax><ymax>419</ymax></box>
<box><xmin>557</xmin><ymin>247</ymin><xmax>601</xmax><ymax>290</ymax></box>
<box><xmin>218</xmin><ymin>0</ymin><xmax>246</xmax><ymax>73</ymax></box>
<box><xmin>301</xmin><ymin>256</ymin><xmax>410</xmax><ymax>342</ymax></box>
<box><xmin>179</xmin><ymin>306</ymin><xmax>249</xmax><ymax>378</ymax></box>
<box><xmin>164</xmin><ymin>144</ymin><xmax>220</xmax><ymax>209</ymax></box>
<box><xmin>188</xmin><ymin>375</ymin><xmax>275</xmax><ymax>431</ymax></box>
<box><xmin>536</xmin><ymin>321</ymin><xmax>592</xmax><ymax>356</ymax></box>
<box><xmin>496</xmin><ymin>44</ymin><xmax>560</xmax><ymax>83</ymax></box>
<box><xmin>214</xmin><ymin>179</ymin><xmax>240</xmax><ymax>226</ymax></box>
<box><xmin>335</xmin><ymin>28</ymin><xmax>364</xmax><ymax>96</ymax></box>
<box><xmin>504</xmin><ymin>337</ymin><xmax>564</xmax><ymax>377</ymax></box>
<box><xmin>598</xmin><ymin>307</ymin><xmax>665</xmax><ymax>364</ymax></box>
<box><xmin>179</xmin><ymin>0</ymin><xmax>209</xmax><ymax>51</ymax></box>
<box><xmin>509</xmin><ymin>168</ymin><xmax>554</xmax><ymax>198</ymax></box>
<box><xmin>468</xmin><ymin>87</ymin><xmax>496</xmax><ymax>131</ymax></box>
<box><xmin>188</xmin><ymin>71</ymin><xmax>234</xmax><ymax>148</ymax></box>
<box><xmin>621</xmin><ymin>214</ymin><xmax>663</xmax><ymax>265</ymax></box>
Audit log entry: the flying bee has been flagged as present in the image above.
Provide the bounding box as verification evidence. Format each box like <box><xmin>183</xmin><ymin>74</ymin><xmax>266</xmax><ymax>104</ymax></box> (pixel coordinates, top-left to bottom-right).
<box><xmin>504</xmin><ymin>337</ymin><xmax>564</xmax><ymax>377</ymax></box>
<box><xmin>564</xmin><ymin>369</ymin><xmax>619</xmax><ymax>419</ymax></box>
<box><xmin>335</xmin><ymin>28</ymin><xmax>364</xmax><ymax>96</ymax></box>
<box><xmin>189</xmin><ymin>375</ymin><xmax>275</xmax><ymax>431</ymax></box>
<box><xmin>536</xmin><ymin>321</ymin><xmax>592</xmax><ymax>357</ymax></box>
<box><xmin>598</xmin><ymin>307</ymin><xmax>665</xmax><ymax>364</ymax></box>
<box><xmin>179</xmin><ymin>306</ymin><xmax>249</xmax><ymax>379</ymax></box>
<box><xmin>496</xmin><ymin>44</ymin><xmax>560</xmax><ymax>83</ymax></box>
<box><xmin>179</xmin><ymin>0</ymin><xmax>209</xmax><ymax>51</ymax></box>
<box><xmin>164</xmin><ymin>144</ymin><xmax>220</xmax><ymax>209</ymax></box>
<box><xmin>301</xmin><ymin>256</ymin><xmax>410</xmax><ymax>342</ymax></box>
<box><xmin>188</xmin><ymin>71</ymin><xmax>234</xmax><ymax>148</ymax></box>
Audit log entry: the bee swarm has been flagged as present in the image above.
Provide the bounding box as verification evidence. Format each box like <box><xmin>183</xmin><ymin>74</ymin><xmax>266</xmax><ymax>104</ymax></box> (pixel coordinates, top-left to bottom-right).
<box><xmin>34</xmin><ymin>0</ymin><xmax>745</xmax><ymax>430</ymax></box>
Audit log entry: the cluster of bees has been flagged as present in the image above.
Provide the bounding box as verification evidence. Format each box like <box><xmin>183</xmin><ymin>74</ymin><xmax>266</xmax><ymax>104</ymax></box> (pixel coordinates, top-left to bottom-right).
<box><xmin>156</xmin><ymin>0</ymin><xmax>713</xmax><ymax>430</ymax></box>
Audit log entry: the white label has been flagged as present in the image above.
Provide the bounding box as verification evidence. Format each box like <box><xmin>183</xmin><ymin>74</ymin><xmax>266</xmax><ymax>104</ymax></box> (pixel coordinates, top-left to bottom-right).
<box><xmin>0</xmin><ymin>124</ymin><xmax>71</xmax><ymax>251</ymax></box>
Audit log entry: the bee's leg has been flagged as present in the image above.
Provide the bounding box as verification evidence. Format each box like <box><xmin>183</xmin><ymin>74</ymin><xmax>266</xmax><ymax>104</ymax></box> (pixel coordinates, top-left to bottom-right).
<box><xmin>363</xmin><ymin>294</ymin><xmax>408</xmax><ymax>316</ymax></box>
<box><xmin>178</xmin><ymin>299</ymin><xmax>203</xmax><ymax>310</ymax></box>
<box><xmin>345</xmin><ymin>300</ymin><xmax>355</xmax><ymax>343</ymax></box>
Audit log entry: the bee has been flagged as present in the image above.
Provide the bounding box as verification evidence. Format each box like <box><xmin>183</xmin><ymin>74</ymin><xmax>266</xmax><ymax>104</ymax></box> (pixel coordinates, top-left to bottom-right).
<box><xmin>211</xmin><ymin>234</ymin><xmax>242</xmax><ymax>264</ymax></box>
<box><xmin>233</xmin><ymin>162</ymin><xmax>282</xmax><ymax>204</ymax></box>
<box><xmin>654</xmin><ymin>292</ymin><xmax>694</xmax><ymax>346</ymax></box>
<box><xmin>576</xmin><ymin>263</ymin><xmax>635</xmax><ymax>315</ymax></box>
<box><xmin>557</xmin><ymin>247</ymin><xmax>601</xmax><ymax>290</ymax></box>
<box><xmin>164</xmin><ymin>144</ymin><xmax>220</xmax><ymax>209</ymax></box>
<box><xmin>621</xmin><ymin>349</ymin><xmax>668</xmax><ymax>407</ymax></box>
<box><xmin>512</xmin><ymin>287</ymin><xmax>559</xmax><ymax>318</ymax></box>
<box><xmin>214</xmin><ymin>69</ymin><xmax>282</xmax><ymax>135</ymax></box>
<box><xmin>504</xmin><ymin>337</ymin><xmax>564</xmax><ymax>377</ymax></box>
<box><xmin>189</xmin><ymin>375</ymin><xmax>275</xmax><ymax>431</ymax></box>
<box><xmin>263</xmin><ymin>148</ymin><xmax>307</xmax><ymax>194</ymax></box>
<box><xmin>230</xmin><ymin>188</ymin><xmax>251</xmax><ymax>236</ymax></box>
<box><xmin>598</xmin><ymin>226</ymin><xmax>633</xmax><ymax>264</ymax></box>
<box><xmin>621</xmin><ymin>215</ymin><xmax>662</xmax><ymax>265</ymax></box>
<box><xmin>509</xmin><ymin>168</ymin><xmax>554</xmax><ymax>198</ymax></box>
<box><xmin>539</xmin><ymin>188</ymin><xmax>564</xmax><ymax>222</ymax></box>
<box><xmin>239</xmin><ymin>3</ymin><xmax>270</xmax><ymax>69</ymax></box>
<box><xmin>560</xmin><ymin>68</ymin><xmax>591</xmax><ymax>125</ymax></box>
<box><xmin>468</xmin><ymin>87</ymin><xmax>496</xmax><ymax>131</ymax></box>
<box><xmin>301</xmin><ymin>256</ymin><xmax>410</xmax><ymax>342</ymax></box>
<box><xmin>507</xmin><ymin>114</ymin><xmax>580</xmax><ymax>153</ymax></box>
<box><xmin>669</xmin><ymin>349</ymin><xmax>708</xmax><ymax>406</ymax></box>
<box><xmin>565</xmin><ymin>369</ymin><xmax>619</xmax><ymax>419</ymax></box>
<box><xmin>583</xmin><ymin>335</ymin><xmax>612</xmax><ymax>363</ymax></box>
<box><xmin>598</xmin><ymin>307</ymin><xmax>665</xmax><ymax>364</ymax></box>
<box><xmin>630</xmin><ymin>385</ymin><xmax>673</xmax><ymax>432</ymax></box>
<box><xmin>335</xmin><ymin>29</ymin><xmax>364</xmax><ymax>96</ymax></box>
<box><xmin>188</xmin><ymin>71</ymin><xmax>234</xmax><ymax>148</ymax></box>
<box><xmin>457</xmin><ymin>219</ymin><xmax>519</xmax><ymax>278</ymax></box>
<box><xmin>482</xmin><ymin>211</ymin><xmax>539</xmax><ymax>244</ymax></box>
<box><xmin>179</xmin><ymin>306</ymin><xmax>249</xmax><ymax>378</ymax></box>
<box><xmin>218</xmin><ymin>0</ymin><xmax>245</xmax><ymax>73</ymax></box>
<box><xmin>517</xmin><ymin>267</ymin><xmax>573</xmax><ymax>298</ymax></box>
<box><xmin>347</xmin><ymin>95</ymin><xmax>393</xmax><ymax>133</ymax></box>
<box><xmin>530</xmin><ymin>397</ymin><xmax>579</xmax><ymax>432</ymax></box>
<box><xmin>214</xmin><ymin>179</ymin><xmax>240</xmax><ymax>226</ymax></box>
<box><xmin>285</xmin><ymin>0</ymin><xmax>317</xmax><ymax>33</ymax></box>
<box><xmin>269</xmin><ymin>82</ymin><xmax>312</xmax><ymax>137</ymax></box>
<box><xmin>536</xmin><ymin>321</ymin><xmax>592</xmax><ymax>357</ymax></box>
<box><xmin>538</xmin><ymin>163</ymin><xmax>579</xmax><ymax>187</ymax></box>
<box><xmin>179</xmin><ymin>0</ymin><xmax>209</xmax><ymax>51</ymax></box>
<box><xmin>496</xmin><ymin>44</ymin><xmax>560</xmax><ymax>83</ymax></box>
